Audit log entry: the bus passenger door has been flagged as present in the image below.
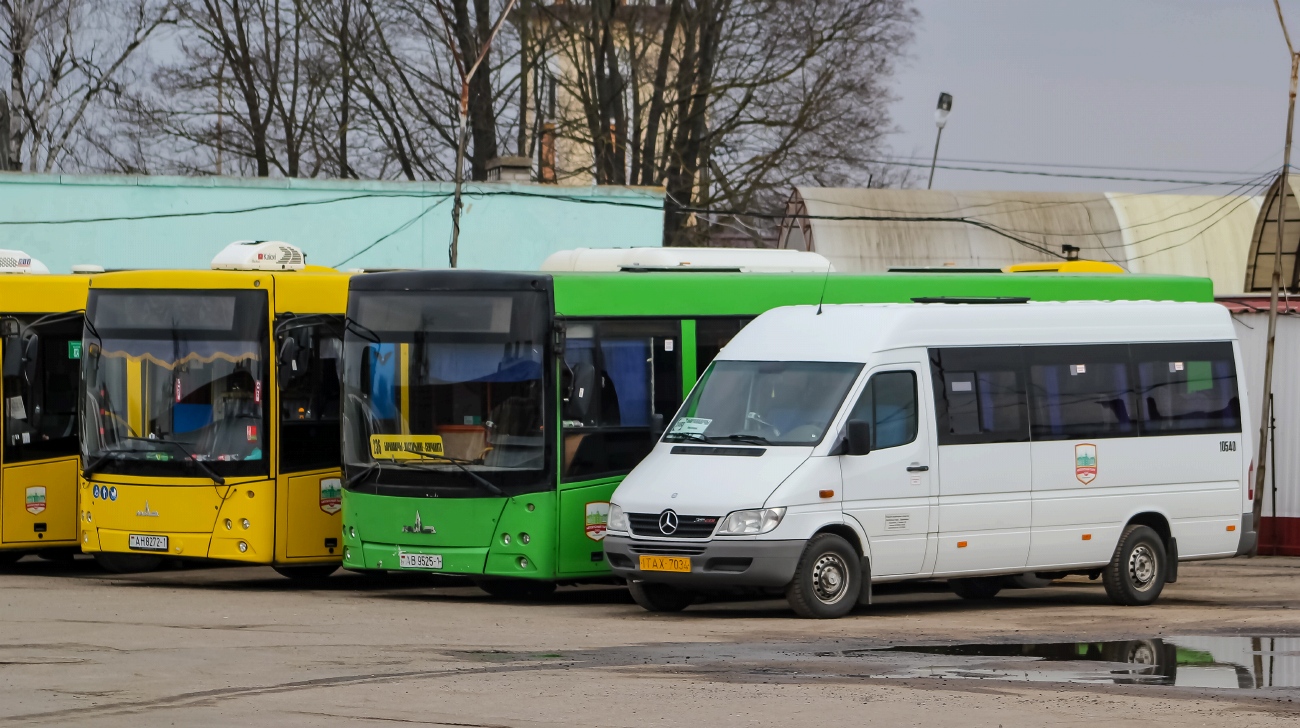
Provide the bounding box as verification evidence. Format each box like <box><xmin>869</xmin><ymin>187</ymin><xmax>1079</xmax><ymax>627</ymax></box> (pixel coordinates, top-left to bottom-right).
<box><xmin>929</xmin><ymin>347</ymin><xmax>1032</xmax><ymax>575</ymax></box>
<box><xmin>840</xmin><ymin>365</ymin><xmax>934</xmax><ymax>577</ymax></box>
<box><xmin>277</xmin><ymin>321</ymin><xmax>344</xmax><ymax>559</ymax></box>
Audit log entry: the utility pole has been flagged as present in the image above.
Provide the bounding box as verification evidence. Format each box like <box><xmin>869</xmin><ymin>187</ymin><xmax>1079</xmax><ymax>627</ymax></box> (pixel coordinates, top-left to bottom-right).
<box><xmin>928</xmin><ymin>93</ymin><xmax>953</xmax><ymax>190</ymax></box>
<box><xmin>1254</xmin><ymin>0</ymin><xmax>1300</xmax><ymax>554</ymax></box>
<box><xmin>0</xmin><ymin>90</ymin><xmax>10</xmax><ymax>171</ymax></box>
<box><xmin>437</xmin><ymin>0</ymin><xmax>519</xmax><ymax>269</ymax></box>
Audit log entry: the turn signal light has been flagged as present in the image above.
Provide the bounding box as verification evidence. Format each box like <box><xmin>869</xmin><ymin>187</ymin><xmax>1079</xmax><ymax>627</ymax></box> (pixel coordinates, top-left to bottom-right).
<box><xmin>819</xmin><ymin>490</ymin><xmax>835</xmax><ymax>499</ymax></box>
<box><xmin>1082</xmin><ymin>534</ymin><xmax>1092</xmax><ymax>541</ymax></box>
<box><xmin>957</xmin><ymin>541</ymin><xmax>968</xmax><ymax>548</ymax></box>
<box><xmin>1227</xmin><ymin>525</ymin><xmax>1237</xmax><ymax>532</ymax></box>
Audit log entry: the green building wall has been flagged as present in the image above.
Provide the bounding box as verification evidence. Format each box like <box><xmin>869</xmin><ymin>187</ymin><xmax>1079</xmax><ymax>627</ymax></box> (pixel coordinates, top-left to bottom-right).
<box><xmin>0</xmin><ymin>174</ymin><xmax>664</xmax><ymax>272</ymax></box>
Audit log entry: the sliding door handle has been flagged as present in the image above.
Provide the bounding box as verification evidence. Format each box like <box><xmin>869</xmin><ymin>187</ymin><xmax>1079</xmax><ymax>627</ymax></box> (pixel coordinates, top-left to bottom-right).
<box><xmin>906</xmin><ymin>465</ymin><xmax>929</xmax><ymax>472</ymax></box>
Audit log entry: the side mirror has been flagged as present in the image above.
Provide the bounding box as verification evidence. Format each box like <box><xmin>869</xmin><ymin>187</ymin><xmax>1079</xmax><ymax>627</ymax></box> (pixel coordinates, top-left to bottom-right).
<box><xmin>2</xmin><ymin>339</ymin><xmax>19</xmax><ymax>379</ymax></box>
<box><xmin>278</xmin><ymin>337</ymin><xmax>300</xmax><ymax>370</ymax></box>
<box><xmin>651</xmin><ymin>413</ymin><xmax>665</xmax><ymax>434</ymax></box>
<box><xmin>20</xmin><ymin>333</ymin><xmax>39</xmax><ymax>387</ymax></box>
<box><xmin>564</xmin><ymin>362</ymin><xmax>597</xmax><ymax>422</ymax></box>
<box><xmin>845</xmin><ymin>419</ymin><xmax>872</xmax><ymax>456</ymax></box>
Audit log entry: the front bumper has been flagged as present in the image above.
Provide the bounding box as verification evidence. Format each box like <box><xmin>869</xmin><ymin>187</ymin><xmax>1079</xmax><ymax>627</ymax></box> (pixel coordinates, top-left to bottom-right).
<box><xmin>603</xmin><ymin>534</ymin><xmax>804</xmax><ymax>588</ymax></box>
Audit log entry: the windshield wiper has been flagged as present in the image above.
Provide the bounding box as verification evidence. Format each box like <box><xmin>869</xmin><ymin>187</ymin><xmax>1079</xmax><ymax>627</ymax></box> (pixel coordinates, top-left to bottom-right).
<box><xmin>376</xmin><ymin>451</ymin><xmax>504</xmax><ymax>497</ymax></box>
<box><xmin>718</xmin><ymin>434</ymin><xmax>771</xmax><ymax>446</ymax></box>
<box><xmin>663</xmin><ymin>431</ymin><xmax>709</xmax><ymax>443</ymax></box>
<box><xmin>82</xmin><ymin>451</ymin><xmax>119</xmax><ymax>479</ymax></box>
<box><xmin>120</xmin><ymin>437</ymin><xmax>226</xmax><ymax>485</ymax></box>
<box><xmin>347</xmin><ymin>461</ymin><xmax>381</xmax><ymax>487</ymax></box>
<box><xmin>344</xmin><ymin>316</ymin><xmax>380</xmax><ymax>344</ymax></box>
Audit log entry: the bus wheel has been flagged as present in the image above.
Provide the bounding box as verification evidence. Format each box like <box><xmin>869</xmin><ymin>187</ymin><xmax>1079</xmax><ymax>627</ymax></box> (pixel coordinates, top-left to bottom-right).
<box><xmin>1103</xmin><ymin>525</ymin><xmax>1167</xmax><ymax>606</ymax></box>
<box><xmin>272</xmin><ymin>565</ymin><xmax>339</xmax><ymax>581</ymax></box>
<box><xmin>627</xmin><ymin>581</ymin><xmax>694</xmax><ymax>612</ymax></box>
<box><xmin>950</xmin><ymin>577</ymin><xmax>1003</xmax><ymax>600</ymax></box>
<box><xmin>93</xmin><ymin>553</ymin><xmax>163</xmax><ymax>573</ymax></box>
<box><xmin>475</xmin><ymin>579</ymin><xmax>557</xmax><ymax>600</ymax></box>
<box><xmin>786</xmin><ymin>533</ymin><xmax>860</xmax><ymax>619</ymax></box>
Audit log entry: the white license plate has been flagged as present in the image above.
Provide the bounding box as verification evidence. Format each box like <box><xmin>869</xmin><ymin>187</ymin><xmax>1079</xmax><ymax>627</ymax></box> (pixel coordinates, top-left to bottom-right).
<box><xmin>399</xmin><ymin>553</ymin><xmax>442</xmax><ymax>570</ymax></box>
<box><xmin>129</xmin><ymin>534</ymin><xmax>168</xmax><ymax>552</ymax></box>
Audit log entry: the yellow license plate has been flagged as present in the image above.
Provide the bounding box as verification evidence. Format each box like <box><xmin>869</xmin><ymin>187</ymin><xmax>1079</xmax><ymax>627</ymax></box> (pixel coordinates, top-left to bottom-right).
<box><xmin>639</xmin><ymin>555</ymin><xmax>691</xmax><ymax>573</ymax></box>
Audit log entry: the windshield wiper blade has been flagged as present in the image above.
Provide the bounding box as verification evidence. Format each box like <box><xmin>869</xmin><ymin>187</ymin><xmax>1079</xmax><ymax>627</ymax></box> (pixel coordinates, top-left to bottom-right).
<box><xmin>343</xmin><ymin>316</ymin><xmax>380</xmax><ymax>344</ymax></box>
<box><xmin>82</xmin><ymin>451</ymin><xmax>119</xmax><ymax>479</ymax></box>
<box><xmin>347</xmin><ymin>461</ymin><xmax>381</xmax><ymax>487</ymax></box>
<box><xmin>663</xmin><ymin>431</ymin><xmax>709</xmax><ymax>443</ymax></box>
<box><xmin>378</xmin><ymin>450</ymin><xmax>504</xmax><ymax>496</ymax></box>
<box><xmin>718</xmin><ymin>434</ymin><xmax>771</xmax><ymax>445</ymax></box>
<box><xmin>120</xmin><ymin>437</ymin><xmax>226</xmax><ymax>485</ymax></box>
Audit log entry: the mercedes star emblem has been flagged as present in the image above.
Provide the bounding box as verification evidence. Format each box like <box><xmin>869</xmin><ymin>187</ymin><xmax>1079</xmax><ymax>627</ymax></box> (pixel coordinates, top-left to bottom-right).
<box><xmin>658</xmin><ymin>509</ymin><xmax>679</xmax><ymax>535</ymax></box>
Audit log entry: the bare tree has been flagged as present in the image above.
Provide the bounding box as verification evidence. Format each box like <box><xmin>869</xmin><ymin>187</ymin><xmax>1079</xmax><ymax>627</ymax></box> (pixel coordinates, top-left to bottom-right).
<box><xmin>1</xmin><ymin>0</ymin><xmax>173</xmax><ymax>171</ymax></box>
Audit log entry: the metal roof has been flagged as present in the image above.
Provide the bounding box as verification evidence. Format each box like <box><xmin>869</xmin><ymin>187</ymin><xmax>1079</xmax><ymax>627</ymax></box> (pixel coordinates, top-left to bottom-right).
<box><xmin>779</xmin><ymin>187</ymin><xmax>1262</xmax><ymax>294</ymax></box>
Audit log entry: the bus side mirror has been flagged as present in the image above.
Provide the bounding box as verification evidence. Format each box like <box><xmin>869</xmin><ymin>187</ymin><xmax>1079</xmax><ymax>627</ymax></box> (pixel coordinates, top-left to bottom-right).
<box><xmin>845</xmin><ymin>419</ymin><xmax>872</xmax><ymax>456</ymax></box>
<box><xmin>278</xmin><ymin>337</ymin><xmax>302</xmax><ymax>371</ymax></box>
<box><xmin>565</xmin><ymin>362</ymin><xmax>596</xmax><ymax>422</ymax></box>
<box><xmin>20</xmin><ymin>333</ymin><xmax>39</xmax><ymax>387</ymax></box>
<box><xmin>552</xmin><ymin>320</ymin><xmax>566</xmax><ymax>355</ymax></box>
<box><xmin>1</xmin><ymin>319</ymin><xmax>19</xmax><ymax>378</ymax></box>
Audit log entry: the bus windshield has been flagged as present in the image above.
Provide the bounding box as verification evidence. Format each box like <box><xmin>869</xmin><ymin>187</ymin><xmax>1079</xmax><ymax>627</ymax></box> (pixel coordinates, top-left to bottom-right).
<box><xmin>664</xmin><ymin>360</ymin><xmax>863</xmax><ymax>446</ymax></box>
<box><xmin>342</xmin><ymin>290</ymin><xmax>551</xmax><ymax>496</ymax></box>
<box><xmin>81</xmin><ymin>290</ymin><xmax>270</xmax><ymax>479</ymax></box>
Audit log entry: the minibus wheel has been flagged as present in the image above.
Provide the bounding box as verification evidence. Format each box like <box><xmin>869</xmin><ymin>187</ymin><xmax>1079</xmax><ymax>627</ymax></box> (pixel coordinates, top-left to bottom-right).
<box><xmin>786</xmin><ymin>534</ymin><xmax>861</xmax><ymax>619</ymax></box>
<box><xmin>1103</xmin><ymin>525</ymin><xmax>1167</xmax><ymax>606</ymax></box>
<box><xmin>272</xmin><ymin>565</ymin><xmax>339</xmax><ymax>581</ymax></box>
<box><xmin>627</xmin><ymin>580</ymin><xmax>694</xmax><ymax>612</ymax></box>
<box><xmin>92</xmin><ymin>553</ymin><xmax>163</xmax><ymax>573</ymax></box>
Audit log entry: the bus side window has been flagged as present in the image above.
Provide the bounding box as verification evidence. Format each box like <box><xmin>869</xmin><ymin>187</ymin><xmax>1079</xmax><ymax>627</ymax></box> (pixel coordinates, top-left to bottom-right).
<box><xmin>279</xmin><ymin>322</ymin><xmax>343</xmax><ymax>472</ymax></box>
<box><xmin>929</xmin><ymin>347</ymin><xmax>1029</xmax><ymax>445</ymax></box>
<box><xmin>562</xmin><ymin>319</ymin><xmax>682</xmax><ymax>481</ymax></box>
<box><xmin>4</xmin><ymin>318</ymin><xmax>81</xmax><ymax>463</ymax></box>
<box><xmin>694</xmin><ymin>317</ymin><xmax>753</xmax><ymax>379</ymax></box>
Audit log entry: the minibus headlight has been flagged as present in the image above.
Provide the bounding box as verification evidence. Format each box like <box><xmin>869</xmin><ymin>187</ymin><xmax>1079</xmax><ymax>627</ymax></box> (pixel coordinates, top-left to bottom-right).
<box><xmin>607</xmin><ymin>503</ymin><xmax>629</xmax><ymax>534</ymax></box>
<box><xmin>717</xmin><ymin>507</ymin><xmax>786</xmax><ymax>536</ymax></box>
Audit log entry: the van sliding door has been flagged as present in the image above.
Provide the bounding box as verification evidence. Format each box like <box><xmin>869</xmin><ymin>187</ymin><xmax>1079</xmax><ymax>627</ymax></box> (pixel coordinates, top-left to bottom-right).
<box><xmin>928</xmin><ymin>347</ymin><xmax>1032</xmax><ymax>575</ymax></box>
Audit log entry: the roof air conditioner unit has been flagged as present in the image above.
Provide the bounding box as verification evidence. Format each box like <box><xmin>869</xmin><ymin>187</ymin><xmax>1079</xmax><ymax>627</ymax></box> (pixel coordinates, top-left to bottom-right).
<box><xmin>211</xmin><ymin>240</ymin><xmax>306</xmax><ymax>271</ymax></box>
<box><xmin>0</xmin><ymin>250</ymin><xmax>50</xmax><ymax>274</ymax></box>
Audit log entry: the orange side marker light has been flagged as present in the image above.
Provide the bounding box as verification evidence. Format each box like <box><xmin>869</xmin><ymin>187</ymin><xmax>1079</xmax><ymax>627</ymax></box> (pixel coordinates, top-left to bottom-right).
<box><xmin>818</xmin><ymin>489</ymin><xmax>835</xmax><ymax>499</ymax></box>
<box><xmin>957</xmin><ymin>541</ymin><xmax>968</xmax><ymax>548</ymax></box>
<box><xmin>1227</xmin><ymin>525</ymin><xmax>1237</xmax><ymax>532</ymax></box>
<box><xmin>1082</xmin><ymin>534</ymin><xmax>1092</xmax><ymax>541</ymax></box>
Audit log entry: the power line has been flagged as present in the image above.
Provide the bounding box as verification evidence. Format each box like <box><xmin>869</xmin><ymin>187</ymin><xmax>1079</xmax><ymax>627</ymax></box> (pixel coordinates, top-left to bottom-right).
<box><xmin>886</xmin><ymin>154</ymin><xmax>1271</xmax><ymax>178</ymax></box>
<box><xmin>865</xmin><ymin>158</ymin><xmax>1273</xmax><ymax>186</ymax></box>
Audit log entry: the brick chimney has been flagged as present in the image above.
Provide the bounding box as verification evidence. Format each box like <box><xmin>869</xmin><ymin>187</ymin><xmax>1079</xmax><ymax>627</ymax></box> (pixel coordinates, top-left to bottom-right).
<box><xmin>486</xmin><ymin>156</ymin><xmax>533</xmax><ymax>182</ymax></box>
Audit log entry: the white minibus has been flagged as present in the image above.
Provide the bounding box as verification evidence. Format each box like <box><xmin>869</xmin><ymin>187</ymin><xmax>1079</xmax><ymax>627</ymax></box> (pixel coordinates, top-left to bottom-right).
<box><xmin>604</xmin><ymin>301</ymin><xmax>1256</xmax><ymax>618</ymax></box>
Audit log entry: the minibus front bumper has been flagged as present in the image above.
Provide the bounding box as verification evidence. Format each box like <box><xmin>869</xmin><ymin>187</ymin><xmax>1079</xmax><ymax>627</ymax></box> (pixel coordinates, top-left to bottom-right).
<box><xmin>603</xmin><ymin>534</ymin><xmax>803</xmax><ymax>588</ymax></box>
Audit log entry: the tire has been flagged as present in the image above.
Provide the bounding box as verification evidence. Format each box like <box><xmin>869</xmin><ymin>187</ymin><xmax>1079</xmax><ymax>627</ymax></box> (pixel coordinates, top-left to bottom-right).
<box><xmin>272</xmin><ymin>564</ymin><xmax>339</xmax><ymax>581</ymax></box>
<box><xmin>950</xmin><ymin>577</ymin><xmax>1004</xmax><ymax>600</ymax></box>
<box><xmin>93</xmin><ymin>552</ymin><xmax>163</xmax><ymax>574</ymax></box>
<box><xmin>1103</xmin><ymin>524</ymin><xmax>1167</xmax><ymax>606</ymax></box>
<box><xmin>785</xmin><ymin>533</ymin><xmax>861</xmax><ymax>619</ymax></box>
<box><xmin>627</xmin><ymin>580</ymin><xmax>694</xmax><ymax>612</ymax></box>
<box><xmin>475</xmin><ymin>578</ymin><xmax>558</xmax><ymax>600</ymax></box>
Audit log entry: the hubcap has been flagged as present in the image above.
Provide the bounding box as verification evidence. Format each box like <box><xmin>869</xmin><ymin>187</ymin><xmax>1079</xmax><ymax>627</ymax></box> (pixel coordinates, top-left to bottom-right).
<box><xmin>1128</xmin><ymin>543</ymin><xmax>1158</xmax><ymax>592</ymax></box>
<box><xmin>811</xmin><ymin>553</ymin><xmax>850</xmax><ymax>604</ymax></box>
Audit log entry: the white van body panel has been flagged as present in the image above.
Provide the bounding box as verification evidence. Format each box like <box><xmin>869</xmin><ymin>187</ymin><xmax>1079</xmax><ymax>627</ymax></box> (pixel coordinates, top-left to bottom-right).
<box><xmin>606</xmin><ymin>301</ymin><xmax>1253</xmax><ymax>595</ymax></box>
<box><xmin>613</xmin><ymin>445</ymin><xmax>812</xmax><ymax>518</ymax></box>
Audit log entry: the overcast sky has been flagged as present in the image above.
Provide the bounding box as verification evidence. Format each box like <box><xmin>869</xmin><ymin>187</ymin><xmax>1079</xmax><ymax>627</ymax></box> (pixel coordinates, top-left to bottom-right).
<box><xmin>887</xmin><ymin>0</ymin><xmax>1299</xmax><ymax>195</ymax></box>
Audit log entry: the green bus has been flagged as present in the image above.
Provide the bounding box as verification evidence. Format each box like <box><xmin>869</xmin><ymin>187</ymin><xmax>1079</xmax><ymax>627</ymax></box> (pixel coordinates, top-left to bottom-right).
<box><xmin>338</xmin><ymin>269</ymin><xmax>1212</xmax><ymax>596</ymax></box>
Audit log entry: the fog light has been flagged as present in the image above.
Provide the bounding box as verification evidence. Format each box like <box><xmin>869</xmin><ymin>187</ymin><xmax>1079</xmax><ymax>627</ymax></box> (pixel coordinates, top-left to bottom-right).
<box><xmin>502</xmin><ymin>533</ymin><xmax>511</xmax><ymax>545</ymax></box>
<box><xmin>520</xmin><ymin>533</ymin><xmax>530</xmax><ymax>545</ymax></box>
<box><xmin>224</xmin><ymin>518</ymin><xmax>232</xmax><ymax>530</ymax></box>
<box><xmin>241</xmin><ymin>518</ymin><xmax>250</xmax><ymax>530</ymax></box>
<box><xmin>238</xmin><ymin>541</ymin><xmax>248</xmax><ymax>553</ymax></box>
<box><xmin>517</xmin><ymin>556</ymin><xmax>528</xmax><ymax>569</ymax></box>
<box><xmin>83</xmin><ymin>533</ymin><xmax>89</xmax><ymax>543</ymax></box>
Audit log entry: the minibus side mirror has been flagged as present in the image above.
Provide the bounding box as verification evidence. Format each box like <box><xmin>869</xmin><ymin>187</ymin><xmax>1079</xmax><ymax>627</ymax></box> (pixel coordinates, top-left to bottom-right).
<box><xmin>845</xmin><ymin>419</ymin><xmax>872</xmax><ymax>456</ymax></box>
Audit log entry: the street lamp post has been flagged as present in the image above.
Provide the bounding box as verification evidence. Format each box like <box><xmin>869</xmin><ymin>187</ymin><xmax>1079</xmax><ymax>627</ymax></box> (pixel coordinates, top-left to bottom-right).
<box><xmin>927</xmin><ymin>92</ymin><xmax>953</xmax><ymax>190</ymax></box>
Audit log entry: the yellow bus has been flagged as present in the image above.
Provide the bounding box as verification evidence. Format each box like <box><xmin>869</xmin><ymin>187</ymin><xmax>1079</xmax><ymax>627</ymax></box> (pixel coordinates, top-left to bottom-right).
<box><xmin>0</xmin><ymin>258</ymin><xmax>92</xmax><ymax>565</ymax></box>
<box><xmin>79</xmin><ymin>242</ymin><xmax>349</xmax><ymax>578</ymax></box>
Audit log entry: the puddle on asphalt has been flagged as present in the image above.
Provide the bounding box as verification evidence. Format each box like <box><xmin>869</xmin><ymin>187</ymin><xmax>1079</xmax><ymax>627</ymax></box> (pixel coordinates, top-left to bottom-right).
<box><xmin>829</xmin><ymin>637</ymin><xmax>1300</xmax><ymax>689</ymax></box>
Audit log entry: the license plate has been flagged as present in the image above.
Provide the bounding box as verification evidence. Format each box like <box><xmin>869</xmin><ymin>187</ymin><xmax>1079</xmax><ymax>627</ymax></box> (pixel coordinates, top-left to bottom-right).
<box><xmin>399</xmin><ymin>553</ymin><xmax>442</xmax><ymax>570</ymax></box>
<box><xmin>128</xmin><ymin>534</ymin><xmax>168</xmax><ymax>552</ymax></box>
<box><xmin>639</xmin><ymin>555</ymin><xmax>691</xmax><ymax>573</ymax></box>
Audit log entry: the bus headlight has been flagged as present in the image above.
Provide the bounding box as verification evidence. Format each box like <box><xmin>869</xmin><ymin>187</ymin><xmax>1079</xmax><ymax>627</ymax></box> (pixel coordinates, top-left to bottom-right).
<box><xmin>241</xmin><ymin>518</ymin><xmax>251</xmax><ymax>530</ymax></box>
<box><xmin>717</xmin><ymin>507</ymin><xmax>786</xmax><ymax>536</ymax></box>
<box><xmin>607</xmin><ymin>503</ymin><xmax>628</xmax><ymax>534</ymax></box>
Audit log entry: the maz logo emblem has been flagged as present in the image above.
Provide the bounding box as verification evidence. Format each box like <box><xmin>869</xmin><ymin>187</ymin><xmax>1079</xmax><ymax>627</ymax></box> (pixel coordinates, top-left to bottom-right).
<box><xmin>658</xmin><ymin>510</ymin><xmax>679</xmax><ymax>535</ymax></box>
<box><xmin>137</xmin><ymin>501</ymin><xmax>159</xmax><ymax>517</ymax></box>
<box><xmin>402</xmin><ymin>511</ymin><xmax>436</xmax><ymax>534</ymax></box>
